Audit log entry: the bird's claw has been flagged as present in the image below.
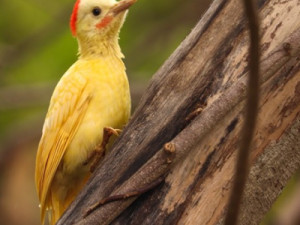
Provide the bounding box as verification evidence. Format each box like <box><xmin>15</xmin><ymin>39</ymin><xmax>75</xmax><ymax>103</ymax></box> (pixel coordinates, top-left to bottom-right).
<box><xmin>84</xmin><ymin>127</ymin><xmax>122</xmax><ymax>172</ymax></box>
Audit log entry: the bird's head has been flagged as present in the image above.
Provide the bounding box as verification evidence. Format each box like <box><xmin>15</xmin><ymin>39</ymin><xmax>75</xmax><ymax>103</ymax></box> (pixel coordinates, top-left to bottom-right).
<box><xmin>70</xmin><ymin>0</ymin><xmax>136</xmax><ymax>57</ymax></box>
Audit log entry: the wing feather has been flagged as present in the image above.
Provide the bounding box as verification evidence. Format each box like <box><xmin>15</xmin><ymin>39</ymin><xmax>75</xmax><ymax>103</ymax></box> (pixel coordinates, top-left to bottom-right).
<box><xmin>35</xmin><ymin>72</ymin><xmax>92</xmax><ymax>223</ymax></box>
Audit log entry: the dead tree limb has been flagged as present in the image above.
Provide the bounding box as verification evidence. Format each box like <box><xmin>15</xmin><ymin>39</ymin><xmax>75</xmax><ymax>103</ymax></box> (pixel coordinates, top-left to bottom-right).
<box><xmin>57</xmin><ymin>0</ymin><xmax>300</xmax><ymax>224</ymax></box>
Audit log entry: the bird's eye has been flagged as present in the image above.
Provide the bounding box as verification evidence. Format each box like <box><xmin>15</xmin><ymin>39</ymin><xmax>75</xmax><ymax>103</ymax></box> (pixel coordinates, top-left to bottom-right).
<box><xmin>92</xmin><ymin>7</ymin><xmax>101</xmax><ymax>16</ymax></box>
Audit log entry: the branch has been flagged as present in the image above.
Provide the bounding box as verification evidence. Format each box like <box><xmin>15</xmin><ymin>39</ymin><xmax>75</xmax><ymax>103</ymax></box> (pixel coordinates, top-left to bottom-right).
<box><xmin>233</xmin><ymin>118</ymin><xmax>300</xmax><ymax>225</ymax></box>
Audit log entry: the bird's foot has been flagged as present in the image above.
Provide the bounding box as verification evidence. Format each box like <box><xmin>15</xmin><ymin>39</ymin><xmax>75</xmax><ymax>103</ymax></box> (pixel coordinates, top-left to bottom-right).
<box><xmin>88</xmin><ymin>145</ymin><xmax>105</xmax><ymax>173</ymax></box>
<box><xmin>84</xmin><ymin>127</ymin><xmax>122</xmax><ymax>172</ymax></box>
<box><xmin>103</xmin><ymin>127</ymin><xmax>122</xmax><ymax>139</ymax></box>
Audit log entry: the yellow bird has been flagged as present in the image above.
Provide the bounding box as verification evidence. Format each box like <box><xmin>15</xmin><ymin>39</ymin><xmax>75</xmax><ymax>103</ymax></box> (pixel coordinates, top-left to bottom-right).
<box><xmin>35</xmin><ymin>0</ymin><xmax>136</xmax><ymax>224</ymax></box>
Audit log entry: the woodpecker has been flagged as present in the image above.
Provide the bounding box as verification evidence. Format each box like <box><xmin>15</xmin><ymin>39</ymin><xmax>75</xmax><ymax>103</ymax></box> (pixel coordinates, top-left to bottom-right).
<box><xmin>35</xmin><ymin>0</ymin><xmax>136</xmax><ymax>224</ymax></box>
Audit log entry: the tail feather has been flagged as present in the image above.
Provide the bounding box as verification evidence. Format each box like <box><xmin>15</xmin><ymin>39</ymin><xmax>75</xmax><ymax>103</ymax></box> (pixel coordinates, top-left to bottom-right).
<box><xmin>50</xmin><ymin>192</ymin><xmax>66</xmax><ymax>225</ymax></box>
<box><xmin>44</xmin><ymin>173</ymin><xmax>91</xmax><ymax>225</ymax></box>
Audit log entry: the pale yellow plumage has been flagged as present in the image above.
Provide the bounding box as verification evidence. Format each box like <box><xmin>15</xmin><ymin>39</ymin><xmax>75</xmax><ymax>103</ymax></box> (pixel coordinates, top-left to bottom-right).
<box><xmin>35</xmin><ymin>0</ymin><xmax>134</xmax><ymax>224</ymax></box>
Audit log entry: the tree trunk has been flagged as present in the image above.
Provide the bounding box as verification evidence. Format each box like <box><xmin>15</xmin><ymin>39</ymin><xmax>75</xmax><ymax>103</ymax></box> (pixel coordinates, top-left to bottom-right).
<box><xmin>57</xmin><ymin>0</ymin><xmax>300</xmax><ymax>224</ymax></box>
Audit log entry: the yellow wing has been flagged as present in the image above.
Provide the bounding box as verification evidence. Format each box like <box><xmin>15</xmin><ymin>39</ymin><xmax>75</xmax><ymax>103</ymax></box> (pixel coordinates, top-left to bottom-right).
<box><xmin>35</xmin><ymin>71</ymin><xmax>92</xmax><ymax>223</ymax></box>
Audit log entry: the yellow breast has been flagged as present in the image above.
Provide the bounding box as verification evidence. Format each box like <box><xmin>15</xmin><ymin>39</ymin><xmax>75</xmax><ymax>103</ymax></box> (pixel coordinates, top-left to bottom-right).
<box><xmin>62</xmin><ymin>56</ymin><xmax>131</xmax><ymax>173</ymax></box>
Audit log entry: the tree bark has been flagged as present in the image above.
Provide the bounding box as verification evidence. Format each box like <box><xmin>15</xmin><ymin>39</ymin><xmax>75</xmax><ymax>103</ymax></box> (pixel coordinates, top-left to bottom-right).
<box><xmin>57</xmin><ymin>0</ymin><xmax>300</xmax><ymax>224</ymax></box>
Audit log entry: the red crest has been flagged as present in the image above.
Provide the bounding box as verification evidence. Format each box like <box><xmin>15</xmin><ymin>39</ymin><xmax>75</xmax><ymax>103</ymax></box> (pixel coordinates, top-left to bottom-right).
<box><xmin>70</xmin><ymin>0</ymin><xmax>81</xmax><ymax>36</ymax></box>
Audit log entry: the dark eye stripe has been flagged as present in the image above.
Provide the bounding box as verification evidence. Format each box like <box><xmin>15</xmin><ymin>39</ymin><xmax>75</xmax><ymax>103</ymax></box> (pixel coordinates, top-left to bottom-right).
<box><xmin>92</xmin><ymin>7</ymin><xmax>101</xmax><ymax>16</ymax></box>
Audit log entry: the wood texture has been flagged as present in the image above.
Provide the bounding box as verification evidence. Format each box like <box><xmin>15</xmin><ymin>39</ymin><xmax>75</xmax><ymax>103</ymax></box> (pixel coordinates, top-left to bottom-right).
<box><xmin>57</xmin><ymin>0</ymin><xmax>300</xmax><ymax>224</ymax></box>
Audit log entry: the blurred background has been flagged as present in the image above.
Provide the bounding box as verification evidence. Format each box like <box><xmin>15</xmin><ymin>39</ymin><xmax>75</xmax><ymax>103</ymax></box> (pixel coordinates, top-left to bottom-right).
<box><xmin>0</xmin><ymin>0</ymin><xmax>211</xmax><ymax>224</ymax></box>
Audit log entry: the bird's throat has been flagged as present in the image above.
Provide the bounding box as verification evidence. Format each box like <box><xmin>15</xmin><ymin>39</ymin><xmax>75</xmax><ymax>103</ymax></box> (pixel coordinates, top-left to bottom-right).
<box><xmin>77</xmin><ymin>37</ymin><xmax>123</xmax><ymax>59</ymax></box>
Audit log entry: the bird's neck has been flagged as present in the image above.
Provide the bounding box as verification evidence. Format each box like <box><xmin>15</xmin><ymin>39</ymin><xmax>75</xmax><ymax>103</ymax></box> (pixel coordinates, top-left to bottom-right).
<box><xmin>77</xmin><ymin>36</ymin><xmax>124</xmax><ymax>60</ymax></box>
